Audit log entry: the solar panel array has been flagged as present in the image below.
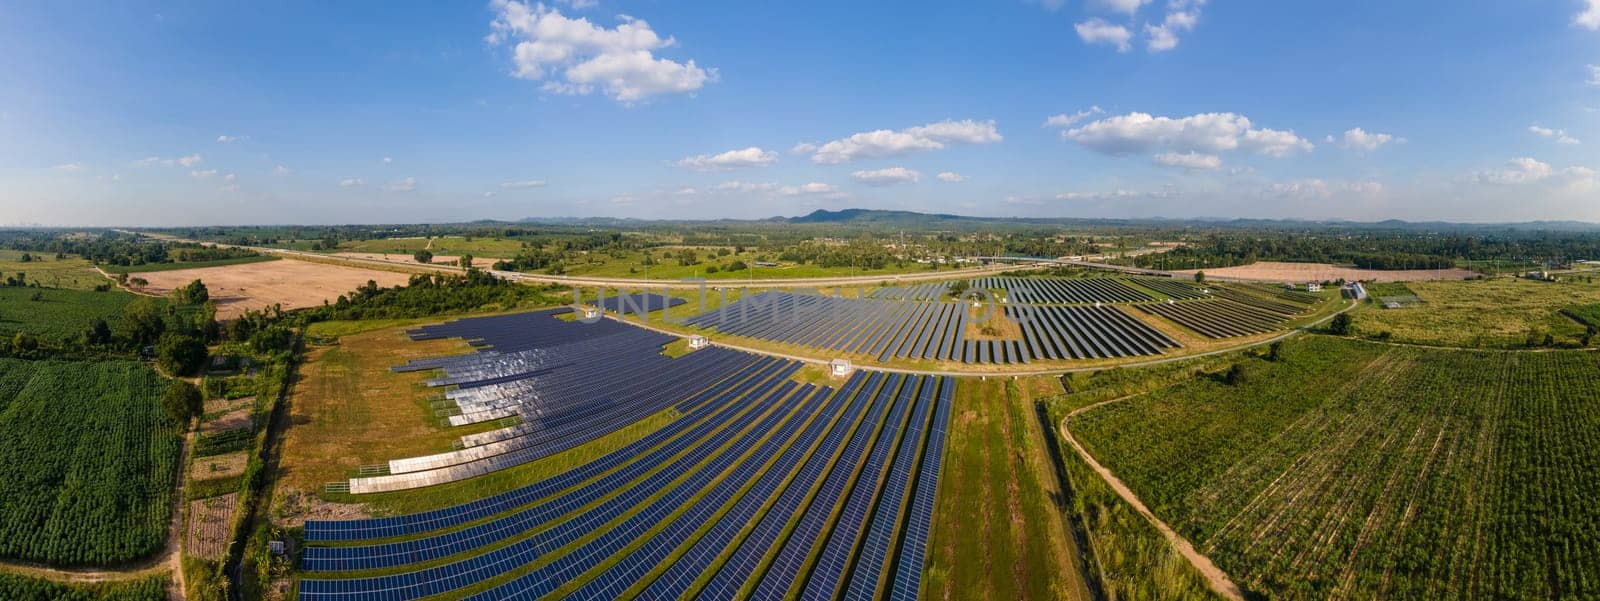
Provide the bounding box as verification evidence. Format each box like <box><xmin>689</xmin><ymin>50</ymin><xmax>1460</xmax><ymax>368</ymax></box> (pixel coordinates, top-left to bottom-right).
<box><xmin>583</xmin><ymin>292</ymin><xmax>687</xmax><ymax>316</ymax></box>
<box><xmin>1137</xmin><ymin>297</ymin><xmax>1296</xmax><ymax>338</ymax></box>
<box><xmin>970</xmin><ymin>276</ymin><xmax>1154</xmax><ymax>304</ymax></box>
<box><xmin>1129</xmin><ymin>277</ymin><xmax>1213</xmax><ymax>299</ymax></box>
<box><xmin>866</xmin><ymin>282</ymin><xmax>948</xmax><ymax>301</ymax></box>
<box><xmin>684</xmin><ymin>291</ymin><xmax>1180</xmax><ymax>364</ymax></box>
<box><xmin>298</xmin><ymin>371</ymin><xmax>956</xmax><ymax>601</ymax></box>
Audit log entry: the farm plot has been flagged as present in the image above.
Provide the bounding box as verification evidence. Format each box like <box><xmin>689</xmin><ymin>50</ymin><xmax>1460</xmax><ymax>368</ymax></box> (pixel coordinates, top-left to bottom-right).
<box><xmin>128</xmin><ymin>258</ymin><xmax>411</xmax><ymax>319</ymax></box>
<box><xmin>0</xmin><ymin>574</ymin><xmax>169</xmax><ymax>601</ymax></box>
<box><xmin>1137</xmin><ymin>298</ymin><xmax>1292</xmax><ymax>338</ymax></box>
<box><xmin>186</xmin><ymin>493</ymin><xmax>238</xmax><ymax>561</ymax></box>
<box><xmin>970</xmin><ymin>276</ymin><xmax>1154</xmax><ymax>304</ymax></box>
<box><xmin>0</xmin><ymin>286</ymin><xmax>143</xmax><ymax>342</ymax></box>
<box><xmin>1071</xmin><ymin>336</ymin><xmax>1600</xmax><ymax>600</ymax></box>
<box><xmin>684</xmin><ymin>291</ymin><xmax>1178</xmax><ymax>364</ymax></box>
<box><xmin>298</xmin><ymin>370</ymin><xmax>955</xmax><ymax>601</ymax></box>
<box><xmin>0</xmin><ymin>359</ymin><xmax>181</xmax><ymax>566</ymax></box>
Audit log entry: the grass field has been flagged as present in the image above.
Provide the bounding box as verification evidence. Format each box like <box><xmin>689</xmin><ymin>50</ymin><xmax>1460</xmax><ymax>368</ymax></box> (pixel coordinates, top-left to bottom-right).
<box><xmin>338</xmin><ymin>236</ymin><xmax>528</xmax><ymax>258</ymax></box>
<box><xmin>1071</xmin><ymin>336</ymin><xmax>1600</xmax><ymax>599</ymax></box>
<box><xmin>101</xmin><ymin>254</ymin><xmax>279</xmax><ymax>274</ymax></box>
<box><xmin>1351</xmin><ymin>276</ymin><xmax>1600</xmax><ymax>347</ymax></box>
<box><xmin>0</xmin><ymin>250</ymin><xmax>106</xmax><ymax>290</ymax></box>
<box><xmin>925</xmin><ymin>376</ymin><xmax>1092</xmax><ymax>601</ymax></box>
<box><xmin>554</xmin><ymin>246</ymin><xmax>939</xmax><ymax>281</ymax></box>
<box><xmin>0</xmin><ymin>286</ymin><xmax>143</xmax><ymax>341</ymax></box>
<box><xmin>0</xmin><ymin>359</ymin><xmax>181</xmax><ymax>566</ymax></box>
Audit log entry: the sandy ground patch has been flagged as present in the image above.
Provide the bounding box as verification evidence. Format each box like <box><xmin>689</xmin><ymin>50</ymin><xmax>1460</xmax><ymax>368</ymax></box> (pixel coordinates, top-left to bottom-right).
<box><xmin>185</xmin><ymin>493</ymin><xmax>237</xmax><ymax>561</ymax></box>
<box><xmin>332</xmin><ymin>252</ymin><xmax>498</xmax><ymax>269</ymax></box>
<box><xmin>190</xmin><ymin>451</ymin><xmax>249</xmax><ymax>481</ymax></box>
<box><xmin>1174</xmin><ymin>261</ymin><xmax>1476</xmax><ymax>283</ymax></box>
<box><xmin>201</xmin><ymin>408</ymin><xmax>254</xmax><ymax>435</ymax></box>
<box><xmin>128</xmin><ymin>259</ymin><xmax>411</xmax><ymax>318</ymax></box>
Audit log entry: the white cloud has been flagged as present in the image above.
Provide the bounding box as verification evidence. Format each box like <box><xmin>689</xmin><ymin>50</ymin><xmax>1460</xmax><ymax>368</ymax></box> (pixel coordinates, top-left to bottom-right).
<box><xmin>500</xmin><ymin>179</ymin><xmax>548</xmax><ymax>188</ymax></box>
<box><xmin>1145</xmin><ymin>0</ymin><xmax>1205</xmax><ymax>52</ymax></box>
<box><xmin>1090</xmin><ymin>0</ymin><xmax>1150</xmax><ymax>15</ymax></box>
<box><xmin>53</xmin><ymin>163</ymin><xmax>85</xmax><ymax>172</ymax></box>
<box><xmin>1589</xmin><ymin>65</ymin><xmax>1600</xmax><ymax>86</ymax></box>
<box><xmin>1075</xmin><ymin>19</ymin><xmax>1133</xmax><ymax>52</ymax></box>
<box><xmin>1530</xmin><ymin>125</ymin><xmax>1581</xmax><ymax>145</ymax></box>
<box><xmin>177</xmin><ymin>154</ymin><xmax>203</xmax><ymax>167</ymax></box>
<box><xmin>219</xmin><ymin>173</ymin><xmax>239</xmax><ymax>192</ymax></box>
<box><xmin>1475</xmin><ymin>157</ymin><xmax>1555</xmax><ymax>185</ymax></box>
<box><xmin>486</xmin><ymin>0</ymin><xmax>716</xmax><ymax>104</ymax></box>
<box><xmin>558</xmin><ymin>0</ymin><xmax>597</xmax><ymax>8</ymax></box>
<box><xmin>1044</xmin><ymin>106</ymin><xmax>1104</xmax><ymax>128</ymax></box>
<box><xmin>852</xmin><ymin>167</ymin><xmax>921</xmax><ymax>186</ymax></box>
<box><xmin>711</xmin><ymin>181</ymin><xmax>780</xmax><ymax>193</ymax></box>
<box><xmin>1153</xmin><ymin>151</ymin><xmax>1222</xmax><ymax>170</ymax></box>
<box><xmin>778</xmin><ymin>182</ymin><xmax>837</xmax><ymax>196</ymax></box>
<box><xmin>1327</xmin><ymin>127</ymin><xmax>1400</xmax><ymax>151</ymax></box>
<box><xmin>382</xmin><ymin>156</ymin><xmax>393</xmax><ymax>164</ymax></box>
<box><xmin>1063</xmin><ymin>111</ymin><xmax>1313</xmax><ymax>158</ymax></box>
<box><xmin>1267</xmin><ymin>179</ymin><xmax>1385</xmax><ymax>200</ymax></box>
<box><xmin>382</xmin><ymin>177</ymin><xmax>417</xmax><ymax>192</ymax></box>
<box><xmin>809</xmin><ymin>119</ymin><xmax>1001</xmax><ymax>164</ymax></box>
<box><xmin>339</xmin><ymin>178</ymin><xmax>364</xmax><ymax>188</ymax></box>
<box><xmin>190</xmin><ymin>169</ymin><xmax>217</xmax><ymax>179</ymax></box>
<box><xmin>216</xmin><ymin>135</ymin><xmax>246</xmax><ymax>143</ymax></box>
<box><xmin>274</xmin><ymin>165</ymin><xmax>292</xmax><ymax>176</ymax></box>
<box><xmin>1576</xmin><ymin>0</ymin><xmax>1600</xmax><ymax>29</ymax></box>
<box><xmin>789</xmin><ymin>142</ymin><xmax>818</xmax><ymax>155</ymax></box>
<box><xmin>1055</xmin><ymin>189</ymin><xmax>1173</xmax><ymax>201</ymax></box>
<box><xmin>936</xmin><ymin>171</ymin><xmax>968</xmax><ymax>183</ymax></box>
<box><xmin>677</xmin><ymin>146</ymin><xmax>778</xmax><ymax>170</ymax></box>
<box><xmin>132</xmin><ymin>157</ymin><xmax>164</xmax><ymax>167</ymax></box>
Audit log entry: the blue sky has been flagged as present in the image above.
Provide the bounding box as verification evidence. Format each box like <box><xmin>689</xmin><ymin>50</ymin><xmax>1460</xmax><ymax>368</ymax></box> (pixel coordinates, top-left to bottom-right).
<box><xmin>2</xmin><ymin>1</ymin><xmax>1598</xmax><ymax>225</ymax></box>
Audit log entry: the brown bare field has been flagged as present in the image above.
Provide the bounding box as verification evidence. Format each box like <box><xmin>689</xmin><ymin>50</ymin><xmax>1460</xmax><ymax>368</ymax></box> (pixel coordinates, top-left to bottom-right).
<box><xmin>185</xmin><ymin>494</ymin><xmax>237</xmax><ymax>561</ymax></box>
<box><xmin>200</xmin><ymin>408</ymin><xmax>253</xmax><ymax>435</ymax></box>
<box><xmin>1174</xmin><ymin>261</ymin><xmax>1476</xmax><ymax>283</ymax></box>
<box><xmin>190</xmin><ymin>451</ymin><xmax>249</xmax><ymax>482</ymax></box>
<box><xmin>128</xmin><ymin>259</ymin><xmax>411</xmax><ymax>318</ymax></box>
<box><xmin>332</xmin><ymin>252</ymin><xmax>499</xmax><ymax>269</ymax></box>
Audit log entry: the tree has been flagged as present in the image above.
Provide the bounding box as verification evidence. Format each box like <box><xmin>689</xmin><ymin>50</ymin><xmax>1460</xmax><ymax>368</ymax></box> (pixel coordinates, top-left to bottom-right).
<box><xmin>458</xmin><ymin>254</ymin><xmax>474</xmax><ymax>269</ymax></box>
<box><xmin>171</xmin><ymin>279</ymin><xmax>209</xmax><ymax>305</ymax></box>
<box><xmin>1267</xmin><ymin>340</ymin><xmax>1284</xmax><ymax>361</ymax></box>
<box><xmin>947</xmin><ymin>280</ymin><xmax>971</xmax><ymax>298</ymax></box>
<box><xmin>18</xmin><ymin>253</ymin><xmax>32</xmax><ymax>263</ymax></box>
<box><xmin>413</xmin><ymin>249</ymin><xmax>434</xmax><ymax>264</ymax></box>
<box><xmin>121</xmin><ymin>298</ymin><xmax>166</xmax><ymax>345</ymax></box>
<box><xmin>156</xmin><ymin>333</ymin><xmax>208</xmax><ymax>376</ymax></box>
<box><xmin>1194</xmin><ymin>271</ymin><xmax>1206</xmax><ymax>283</ymax></box>
<box><xmin>726</xmin><ymin>260</ymin><xmax>748</xmax><ymax>271</ymax></box>
<box><xmin>160</xmin><ymin>380</ymin><xmax>202</xmax><ymax>423</ymax></box>
<box><xmin>1329</xmin><ymin>313</ymin><xmax>1353</xmax><ymax>336</ymax></box>
<box><xmin>86</xmin><ymin>318</ymin><xmax>112</xmax><ymax>345</ymax></box>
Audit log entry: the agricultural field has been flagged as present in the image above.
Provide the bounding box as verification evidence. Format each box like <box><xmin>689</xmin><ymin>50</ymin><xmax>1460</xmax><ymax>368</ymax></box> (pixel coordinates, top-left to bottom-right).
<box><xmin>0</xmin><ymin>286</ymin><xmax>143</xmax><ymax>342</ymax></box>
<box><xmin>0</xmin><ymin>359</ymin><xmax>181</xmax><ymax>566</ymax></box>
<box><xmin>127</xmin><ymin>257</ymin><xmax>411</xmax><ymax>318</ymax></box>
<box><xmin>1070</xmin><ymin>336</ymin><xmax>1600</xmax><ymax>599</ymax></box>
<box><xmin>0</xmin><ymin>249</ymin><xmax>106</xmax><ymax>290</ymax></box>
<box><xmin>0</xmin><ymin>573</ymin><xmax>169</xmax><ymax>601</ymax></box>
<box><xmin>1352</xmin><ymin>276</ymin><xmax>1600</xmax><ymax>347</ymax></box>
<box><xmin>556</xmin><ymin>246</ymin><xmax>938</xmax><ymax>280</ymax></box>
<box><xmin>925</xmin><ymin>376</ymin><xmax>1093</xmax><ymax>601</ymax></box>
<box><xmin>337</xmin><ymin>236</ymin><xmax>529</xmax><ymax>258</ymax></box>
<box><xmin>99</xmin><ymin>254</ymin><xmax>279</xmax><ymax>274</ymax></box>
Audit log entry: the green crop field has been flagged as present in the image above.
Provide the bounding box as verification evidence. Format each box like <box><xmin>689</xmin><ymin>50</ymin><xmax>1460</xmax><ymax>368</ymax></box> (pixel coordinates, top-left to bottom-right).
<box><xmin>101</xmin><ymin>254</ymin><xmax>279</xmax><ymax>274</ymax></box>
<box><xmin>0</xmin><ymin>250</ymin><xmax>107</xmax><ymax>290</ymax></box>
<box><xmin>0</xmin><ymin>359</ymin><xmax>182</xmax><ymax>566</ymax></box>
<box><xmin>1352</xmin><ymin>276</ymin><xmax>1600</xmax><ymax>347</ymax></box>
<box><xmin>0</xmin><ymin>573</ymin><xmax>168</xmax><ymax>601</ymax></box>
<box><xmin>0</xmin><ymin>287</ymin><xmax>145</xmax><ymax>342</ymax></box>
<box><xmin>1070</xmin><ymin>336</ymin><xmax>1600</xmax><ymax>599</ymax></box>
<box><xmin>339</xmin><ymin>236</ymin><xmax>528</xmax><ymax>258</ymax></box>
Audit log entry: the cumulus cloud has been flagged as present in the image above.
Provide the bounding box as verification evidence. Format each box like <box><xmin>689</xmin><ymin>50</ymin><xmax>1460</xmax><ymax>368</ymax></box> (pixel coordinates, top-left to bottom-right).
<box><xmin>710</xmin><ymin>181</ymin><xmax>780</xmax><ymax>194</ymax></box>
<box><xmin>1577</xmin><ymin>0</ymin><xmax>1600</xmax><ymax>29</ymax></box>
<box><xmin>218</xmin><ymin>173</ymin><xmax>239</xmax><ymax>192</ymax></box>
<box><xmin>789</xmin><ymin>142</ymin><xmax>818</xmax><ymax>155</ymax></box>
<box><xmin>273</xmin><ymin>165</ymin><xmax>292</xmax><ymax>176</ymax></box>
<box><xmin>500</xmin><ymin>179</ymin><xmax>548</xmax><ymax>188</ymax></box>
<box><xmin>557</xmin><ymin>0</ymin><xmax>597</xmax><ymax>8</ymax></box>
<box><xmin>809</xmin><ymin>119</ymin><xmax>1001</xmax><ymax>164</ymax></box>
<box><xmin>677</xmin><ymin>146</ymin><xmax>778</xmax><ymax>170</ymax></box>
<box><xmin>486</xmin><ymin>0</ymin><xmax>716</xmax><ymax>104</ymax></box>
<box><xmin>778</xmin><ymin>182</ymin><xmax>837</xmax><ymax>196</ymax></box>
<box><xmin>1075</xmin><ymin>19</ymin><xmax>1133</xmax><ymax>52</ymax></box>
<box><xmin>190</xmin><ymin>169</ymin><xmax>217</xmax><ymax>179</ymax></box>
<box><xmin>1044</xmin><ymin>106</ymin><xmax>1104</xmax><ymax>128</ymax></box>
<box><xmin>339</xmin><ymin>178</ymin><xmax>364</xmax><ymax>188</ymax></box>
<box><xmin>1063</xmin><ymin>111</ymin><xmax>1313</xmax><ymax>158</ymax></box>
<box><xmin>1055</xmin><ymin>189</ymin><xmax>1172</xmax><ymax>201</ymax></box>
<box><xmin>1090</xmin><ymin>0</ymin><xmax>1150</xmax><ymax>15</ymax></box>
<box><xmin>382</xmin><ymin>156</ymin><xmax>393</xmax><ymax>164</ymax></box>
<box><xmin>1267</xmin><ymin>179</ymin><xmax>1385</xmax><ymax>200</ymax></box>
<box><xmin>1475</xmin><ymin>157</ymin><xmax>1555</xmax><ymax>185</ymax></box>
<box><xmin>936</xmin><ymin>171</ymin><xmax>968</xmax><ymax>183</ymax></box>
<box><xmin>177</xmin><ymin>154</ymin><xmax>203</xmax><ymax>167</ymax></box>
<box><xmin>1324</xmin><ymin>127</ymin><xmax>1400</xmax><ymax>151</ymax></box>
<box><xmin>1590</xmin><ymin>65</ymin><xmax>1600</xmax><ymax>86</ymax></box>
<box><xmin>1530</xmin><ymin>125</ymin><xmax>1581</xmax><ymax>145</ymax></box>
<box><xmin>1145</xmin><ymin>0</ymin><xmax>1205</xmax><ymax>52</ymax></box>
<box><xmin>216</xmin><ymin>135</ymin><xmax>246</xmax><ymax>143</ymax></box>
<box><xmin>1153</xmin><ymin>151</ymin><xmax>1222</xmax><ymax>170</ymax></box>
<box><xmin>382</xmin><ymin>177</ymin><xmax>418</xmax><ymax>192</ymax></box>
<box><xmin>852</xmin><ymin>167</ymin><xmax>921</xmax><ymax>186</ymax></box>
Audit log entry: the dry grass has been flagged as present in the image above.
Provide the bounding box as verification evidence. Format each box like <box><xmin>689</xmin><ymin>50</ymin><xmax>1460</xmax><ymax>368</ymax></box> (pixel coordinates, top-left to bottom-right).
<box><xmin>190</xmin><ymin>451</ymin><xmax>249</xmax><ymax>482</ymax></box>
<box><xmin>1351</xmin><ymin>276</ymin><xmax>1600</xmax><ymax>347</ymax></box>
<box><xmin>185</xmin><ymin>494</ymin><xmax>238</xmax><ymax>561</ymax></box>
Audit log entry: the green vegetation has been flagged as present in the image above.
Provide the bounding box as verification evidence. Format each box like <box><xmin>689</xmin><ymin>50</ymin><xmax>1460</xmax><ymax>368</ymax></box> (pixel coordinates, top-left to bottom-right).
<box><xmin>0</xmin><ymin>250</ymin><xmax>105</xmax><ymax>290</ymax></box>
<box><xmin>0</xmin><ymin>573</ymin><xmax>168</xmax><ymax>601</ymax></box>
<box><xmin>301</xmin><ymin>270</ymin><xmax>560</xmax><ymax>322</ymax></box>
<box><xmin>99</xmin><ymin>254</ymin><xmax>278</xmax><ymax>274</ymax></box>
<box><xmin>1352</xmin><ymin>277</ymin><xmax>1600</xmax><ymax>348</ymax></box>
<box><xmin>1071</xmin><ymin>336</ymin><xmax>1600</xmax><ymax>599</ymax></box>
<box><xmin>0</xmin><ymin>286</ymin><xmax>142</xmax><ymax>343</ymax></box>
<box><xmin>0</xmin><ymin>359</ymin><xmax>181</xmax><ymax>566</ymax></box>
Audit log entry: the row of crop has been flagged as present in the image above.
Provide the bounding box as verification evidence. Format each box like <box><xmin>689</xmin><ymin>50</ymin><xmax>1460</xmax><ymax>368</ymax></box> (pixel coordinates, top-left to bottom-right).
<box><xmin>0</xmin><ymin>359</ymin><xmax>180</xmax><ymax>566</ymax></box>
<box><xmin>0</xmin><ymin>573</ymin><xmax>168</xmax><ymax>601</ymax></box>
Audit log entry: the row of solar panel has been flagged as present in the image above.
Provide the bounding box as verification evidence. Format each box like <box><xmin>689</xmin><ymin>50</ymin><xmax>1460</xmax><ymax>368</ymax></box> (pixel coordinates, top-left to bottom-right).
<box><xmin>301</xmin><ymin>372</ymin><xmax>955</xmax><ymax>601</ymax></box>
<box><xmin>583</xmin><ymin>292</ymin><xmax>687</xmax><ymax>316</ymax></box>
<box><xmin>970</xmin><ymin>276</ymin><xmax>1155</xmax><ymax>304</ymax></box>
<box><xmin>866</xmin><ymin>282</ymin><xmax>948</xmax><ymax>301</ymax></box>
<box><xmin>1137</xmin><ymin>298</ymin><xmax>1292</xmax><ymax>338</ymax></box>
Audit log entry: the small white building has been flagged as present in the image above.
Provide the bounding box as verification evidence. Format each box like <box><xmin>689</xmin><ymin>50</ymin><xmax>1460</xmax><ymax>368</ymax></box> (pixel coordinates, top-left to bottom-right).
<box><xmin>580</xmin><ymin>306</ymin><xmax>601</xmax><ymax>320</ymax></box>
<box><xmin>1306</xmin><ymin>283</ymin><xmax>1323</xmax><ymax>292</ymax></box>
<box><xmin>830</xmin><ymin>359</ymin><xmax>854</xmax><ymax>377</ymax></box>
<box><xmin>688</xmin><ymin>335</ymin><xmax>709</xmax><ymax>350</ymax></box>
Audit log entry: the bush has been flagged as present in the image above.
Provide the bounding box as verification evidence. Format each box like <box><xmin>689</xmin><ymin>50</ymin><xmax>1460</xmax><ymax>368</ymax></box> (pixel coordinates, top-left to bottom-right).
<box><xmin>156</xmin><ymin>333</ymin><xmax>208</xmax><ymax>376</ymax></box>
<box><xmin>1328</xmin><ymin>313</ymin><xmax>1352</xmax><ymax>336</ymax></box>
<box><xmin>413</xmin><ymin>250</ymin><xmax>433</xmax><ymax>264</ymax></box>
<box><xmin>161</xmin><ymin>380</ymin><xmax>202</xmax><ymax>423</ymax></box>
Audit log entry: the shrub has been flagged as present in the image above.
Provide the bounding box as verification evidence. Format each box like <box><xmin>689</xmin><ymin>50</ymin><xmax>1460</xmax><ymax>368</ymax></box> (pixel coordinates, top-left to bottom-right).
<box><xmin>156</xmin><ymin>333</ymin><xmax>207</xmax><ymax>376</ymax></box>
<box><xmin>161</xmin><ymin>380</ymin><xmax>202</xmax><ymax>422</ymax></box>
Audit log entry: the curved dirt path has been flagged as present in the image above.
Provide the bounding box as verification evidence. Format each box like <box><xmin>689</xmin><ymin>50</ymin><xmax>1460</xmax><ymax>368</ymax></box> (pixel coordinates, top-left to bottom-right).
<box><xmin>0</xmin><ymin>425</ymin><xmax>192</xmax><ymax>596</ymax></box>
<box><xmin>1059</xmin><ymin>398</ymin><xmax>1245</xmax><ymax>601</ymax></box>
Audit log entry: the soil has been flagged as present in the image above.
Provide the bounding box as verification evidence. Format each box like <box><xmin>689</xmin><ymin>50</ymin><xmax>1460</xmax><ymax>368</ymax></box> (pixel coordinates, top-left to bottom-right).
<box><xmin>127</xmin><ymin>259</ymin><xmax>412</xmax><ymax>318</ymax></box>
<box><xmin>184</xmin><ymin>494</ymin><xmax>237</xmax><ymax>561</ymax></box>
